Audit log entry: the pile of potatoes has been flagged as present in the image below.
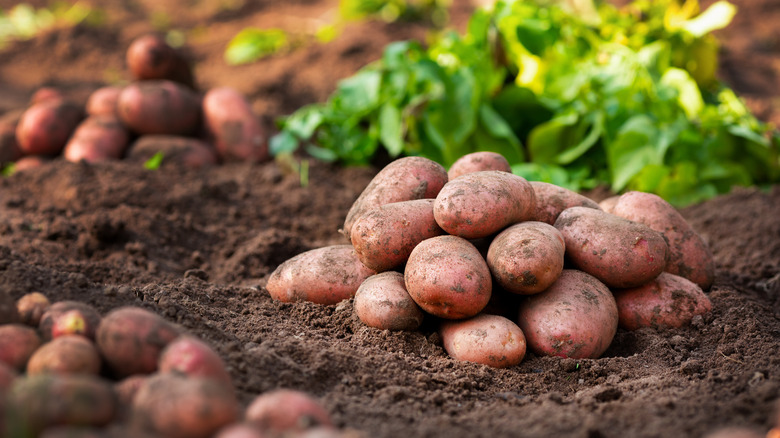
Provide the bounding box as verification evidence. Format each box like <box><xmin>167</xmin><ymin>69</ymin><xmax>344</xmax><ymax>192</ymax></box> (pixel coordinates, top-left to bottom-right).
<box><xmin>0</xmin><ymin>292</ymin><xmax>342</xmax><ymax>438</ymax></box>
<box><xmin>267</xmin><ymin>151</ymin><xmax>715</xmax><ymax>368</ymax></box>
<box><xmin>0</xmin><ymin>34</ymin><xmax>269</xmax><ymax>172</ymax></box>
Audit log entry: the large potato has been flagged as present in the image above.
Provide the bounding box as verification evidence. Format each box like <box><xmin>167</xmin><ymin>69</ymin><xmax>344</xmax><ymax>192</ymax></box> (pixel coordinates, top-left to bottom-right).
<box><xmin>433</xmin><ymin>171</ymin><xmax>536</xmax><ymax>239</ymax></box>
<box><xmin>117</xmin><ymin>80</ymin><xmax>201</xmax><ymax>136</ymax></box>
<box><xmin>517</xmin><ymin>269</ymin><xmax>618</xmax><ymax>359</ymax></box>
<box><xmin>404</xmin><ymin>235</ymin><xmax>492</xmax><ymax>319</ymax></box>
<box><xmin>439</xmin><ymin>313</ymin><xmax>527</xmax><ymax>368</ymax></box>
<box><xmin>343</xmin><ymin>157</ymin><xmax>448</xmax><ymax>239</ymax></box>
<box><xmin>611</xmin><ymin>191</ymin><xmax>715</xmax><ymax>290</ymax></box>
<box><xmin>267</xmin><ymin>245</ymin><xmax>377</xmax><ymax>305</ymax></box>
<box><xmin>487</xmin><ymin>221</ymin><xmax>565</xmax><ymax>295</ymax></box>
<box><xmin>202</xmin><ymin>87</ymin><xmax>268</xmax><ymax>163</ymax></box>
<box><xmin>447</xmin><ymin>151</ymin><xmax>511</xmax><ymax>180</ymax></box>
<box><xmin>613</xmin><ymin>272</ymin><xmax>712</xmax><ymax>330</ymax></box>
<box><xmin>63</xmin><ymin>116</ymin><xmax>130</xmax><ymax>163</ymax></box>
<box><xmin>16</xmin><ymin>100</ymin><xmax>84</xmax><ymax>156</ymax></box>
<box><xmin>554</xmin><ymin>206</ymin><xmax>668</xmax><ymax>288</ymax></box>
<box><xmin>350</xmin><ymin>199</ymin><xmax>444</xmax><ymax>272</ymax></box>
<box><xmin>354</xmin><ymin>271</ymin><xmax>424</xmax><ymax>331</ymax></box>
<box><xmin>126</xmin><ymin>135</ymin><xmax>218</xmax><ymax>169</ymax></box>
<box><xmin>530</xmin><ymin>181</ymin><xmax>601</xmax><ymax>225</ymax></box>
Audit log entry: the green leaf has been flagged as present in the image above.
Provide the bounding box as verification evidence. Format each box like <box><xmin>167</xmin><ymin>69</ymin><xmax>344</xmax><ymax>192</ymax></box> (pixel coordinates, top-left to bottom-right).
<box><xmin>608</xmin><ymin>115</ymin><xmax>662</xmax><ymax>191</ymax></box>
<box><xmin>661</xmin><ymin>67</ymin><xmax>704</xmax><ymax>119</ymax></box>
<box><xmin>680</xmin><ymin>1</ymin><xmax>737</xmax><ymax>37</ymax></box>
<box><xmin>269</xmin><ymin>131</ymin><xmax>300</xmax><ymax>156</ymax></box>
<box><xmin>335</xmin><ymin>70</ymin><xmax>382</xmax><ymax>114</ymax></box>
<box><xmin>477</xmin><ymin>104</ymin><xmax>524</xmax><ymax>162</ymax></box>
<box><xmin>556</xmin><ymin>111</ymin><xmax>603</xmax><ymax>165</ymax></box>
<box><xmin>304</xmin><ymin>144</ymin><xmax>339</xmax><ymax>162</ymax></box>
<box><xmin>379</xmin><ymin>103</ymin><xmax>404</xmax><ymax>157</ymax></box>
<box><xmin>224</xmin><ymin>28</ymin><xmax>289</xmax><ymax>65</ymax></box>
<box><xmin>527</xmin><ymin>112</ymin><xmax>578</xmax><ymax>164</ymax></box>
<box><xmin>143</xmin><ymin>151</ymin><xmax>164</xmax><ymax>170</ymax></box>
<box><xmin>421</xmin><ymin>67</ymin><xmax>478</xmax><ymax>165</ymax></box>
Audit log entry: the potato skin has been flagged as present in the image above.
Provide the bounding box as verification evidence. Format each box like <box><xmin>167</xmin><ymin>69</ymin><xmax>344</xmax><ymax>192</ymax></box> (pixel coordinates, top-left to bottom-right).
<box><xmin>0</xmin><ymin>324</ymin><xmax>42</xmax><ymax>370</ymax></box>
<box><xmin>613</xmin><ymin>272</ymin><xmax>712</xmax><ymax>330</ymax></box>
<box><xmin>517</xmin><ymin>269</ymin><xmax>618</xmax><ymax>359</ymax></box>
<box><xmin>39</xmin><ymin>301</ymin><xmax>102</xmax><ymax>341</ymax></box>
<box><xmin>245</xmin><ymin>389</ymin><xmax>333</xmax><ymax>433</ymax></box>
<box><xmin>117</xmin><ymin>80</ymin><xmax>201</xmax><ymax>136</ymax></box>
<box><xmin>158</xmin><ymin>336</ymin><xmax>232</xmax><ymax>386</ymax></box>
<box><xmin>343</xmin><ymin>157</ymin><xmax>448</xmax><ymax>239</ymax></box>
<box><xmin>611</xmin><ymin>191</ymin><xmax>715</xmax><ymax>290</ymax></box>
<box><xmin>126</xmin><ymin>135</ymin><xmax>218</xmax><ymax>169</ymax></box>
<box><xmin>85</xmin><ymin>86</ymin><xmax>122</xmax><ymax>117</ymax></box>
<box><xmin>354</xmin><ymin>272</ymin><xmax>424</xmax><ymax>331</ymax></box>
<box><xmin>530</xmin><ymin>181</ymin><xmax>601</xmax><ymax>225</ymax></box>
<box><xmin>404</xmin><ymin>235</ymin><xmax>492</xmax><ymax>319</ymax></box>
<box><xmin>554</xmin><ymin>206</ymin><xmax>668</xmax><ymax>288</ymax></box>
<box><xmin>350</xmin><ymin>199</ymin><xmax>444</xmax><ymax>272</ymax></box>
<box><xmin>63</xmin><ymin>116</ymin><xmax>130</xmax><ymax>163</ymax></box>
<box><xmin>16</xmin><ymin>100</ymin><xmax>84</xmax><ymax>156</ymax></box>
<box><xmin>267</xmin><ymin>245</ymin><xmax>377</xmax><ymax>305</ymax></box>
<box><xmin>202</xmin><ymin>87</ymin><xmax>268</xmax><ymax>163</ymax></box>
<box><xmin>439</xmin><ymin>313</ymin><xmax>527</xmax><ymax>368</ymax></box>
<box><xmin>433</xmin><ymin>171</ymin><xmax>536</xmax><ymax>239</ymax></box>
<box><xmin>487</xmin><ymin>221</ymin><xmax>565</xmax><ymax>295</ymax></box>
<box><xmin>26</xmin><ymin>335</ymin><xmax>102</xmax><ymax>376</ymax></box>
<box><xmin>16</xmin><ymin>292</ymin><xmax>51</xmax><ymax>327</ymax></box>
<box><xmin>448</xmin><ymin>151</ymin><xmax>512</xmax><ymax>180</ymax></box>
<box><xmin>126</xmin><ymin>34</ymin><xmax>195</xmax><ymax>88</ymax></box>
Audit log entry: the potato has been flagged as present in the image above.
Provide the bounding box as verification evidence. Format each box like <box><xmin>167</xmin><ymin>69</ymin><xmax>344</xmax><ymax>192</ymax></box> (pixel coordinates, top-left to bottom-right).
<box><xmin>0</xmin><ymin>362</ymin><xmax>17</xmax><ymax>392</ymax></box>
<box><xmin>12</xmin><ymin>155</ymin><xmax>50</xmax><ymax>171</ymax></box>
<box><xmin>529</xmin><ymin>181</ymin><xmax>601</xmax><ymax>225</ymax></box>
<box><xmin>598</xmin><ymin>195</ymin><xmax>620</xmax><ymax>214</ymax></box>
<box><xmin>96</xmin><ymin>306</ymin><xmax>182</xmax><ymax>378</ymax></box>
<box><xmin>245</xmin><ymin>389</ymin><xmax>333</xmax><ymax>433</ymax></box>
<box><xmin>16</xmin><ymin>292</ymin><xmax>51</xmax><ymax>327</ymax></box>
<box><xmin>487</xmin><ymin>221</ymin><xmax>565</xmax><ymax>295</ymax></box>
<box><xmin>126</xmin><ymin>34</ymin><xmax>195</xmax><ymax>88</ymax></box>
<box><xmin>439</xmin><ymin>313</ymin><xmax>527</xmax><ymax>368</ymax></box>
<box><xmin>26</xmin><ymin>335</ymin><xmax>102</xmax><ymax>376</ymax></box>
<box><xmin>39</xmin><ymin>301</ymin><xmax>102</xmax><ymax>341</ymax></box>
<box><xmin>114</xmin><ymin>374</ymin><xmax>148</xmax><ymax>409</ymax></box>
<box><xmin>16</xmin><ymin>99</ymin><xmax>84</xmax><ymax>156</ymax></box>
<box><xmin>267</xmin><ymin>245</ymin><xmax>377</xmax><ymax>305</ymax></box>
<box><xmin>433</xmin><ymin>171</ymin><xmax>536</xmax><ymax>239</ymax></box>
<box><xmin>126</xmin><ymin>135</ymin><xmax>218</xmax><ymax>169</ymax></box>
<box><xmin>613</xmin><ymin>272</ymin><xmax>712</xmax><ymax>330</ymax></box>
<box><xmin>86</xmin><ymin>86</ymin><xmax>122</xmax><ymax>117</ymax></box>
<box><xmin>30</xmin><ymin>87</ymin><xmax>65</xmax><ymax>105</ymax></box>
<box><xmin>554</xmin><ymin>206</ymin><xmax>668</xmax><ymax>288</ymax></box>
<box><xmin>611</xmin><ymin>191</ymin><xmax>715</xmax><ymax>290</ymax></box>
<box><xmin>517</xmin><ymin>269</ymin><xmax>618</xmax><ymax>359</ymax></box>
<box><xmin>202</xmin><ymin>87</ymin><xmax>268</xmax><ymax>163</ymax></box>
<box><xmin>404</xmin><ymin>235</ymin><xmax>492</xmax><ymax>319</ymax></box>
<box><xmin>117</xmin><ymin>80</ymin><xmax>201</xmax><ymax>136</ymax></box>
<box><xmin>63</xmin><ymin>116</ymin><xmax>130</xmax><ymax>163</ymax></box>
<box><xmin>214</xmin><ymin>423</ymin><xmax>267</xmax><ymax>438</ymax></box>
<box><xmin>132</xmin><ymin>373</ymin><xmax>240</xmax><ymax>438</ymax></box>
<box><xmin>350</xmin><ymin>199</ymin><xmax>444</xmax><ymax>272</ymax></box>
<box><xmin>158</xmin><ymin>336</ymin><xmax>232</xmax><ymax>386</ymax></box>
<box><xmin>0</xmin><ymin>288</ymin><xmax>19</xmax><ymax>324</ymax></box>
<box><xmin>448</xmin><ymin>151</ymin><xmax>512</xmax><ymax>180</ymax></box>
<box><xmin>343</xmin><ymin>157</ymin><xmax>448</xmax><ymax>239</ymax></box>
<box><xmin>354</xmin><ymin>272</ymin><xmax>425</xmax><ymax>331</ymax></box>
<box><xmin>0</xmin><ymin>324</ymin><xmax>42</xmax><ymax>370</ymax></box>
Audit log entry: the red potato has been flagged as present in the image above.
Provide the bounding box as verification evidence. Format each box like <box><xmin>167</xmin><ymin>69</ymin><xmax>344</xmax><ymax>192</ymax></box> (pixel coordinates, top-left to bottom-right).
<box><xmin>126</xmin><ymin>34</ymin><xmax>195</xmax><ymax>88</ymax></box>
<box><xmin>26</xmin><ymin>335</ymin><xmax>102</xmax><ymax>376</ymax></box>
<box><xmin>16</xmin><ymin>99</ymin><xmax>84</xmax><ymax>156</ymax></box>
<box><xmin>487</xmin><ymin>221</ymin><xmax>565</xmax><ymax>295</ymax></box>
<box><xmin>117</xmin><ymin>80</ymin><xmax>201</xmax><ymax>136</ymax></box>
<box><xmin>611</xmin><ymin>191</ymin><xmax>715</xmax><ymax>290</ymax></box>
<box><xmin>404</xmin><ymin>235</ymin><xmax>492</xmax><ymax>319</ymax></box>
<box><xmin>39</xmin><ymin>301</ymin><xmax>102</xmax><ymax>341</ymax></box>
<box><xmin>0</xmin><ymin>324</ymin><xmax>42</xmax><ymax>370</ymax></box>
<box><xmin>202</xmin><ymin>87</ymin><xmax>268</xmax><ymax>163</ymax></box>
<box><xmin>343</xmin><ymin>156</ymin><xmax>449</xmax><ymax>239</ymax></box>
<box><xmin>433</xmin><ymin>171</ymin><xmax>536</xmax><ymax>239</ymax></box>
<box><xmin>0</xmin><ymin>289</ymin><xmax>19</xmax><ymax>324</ymax></box>
<box><xmin>266</xmin><ymin>245</ymin><xmax>377</xmax><ymax>305</ymax></box>
<box><xmin>350</xmin><ymin>199</ymin><xmax>445</xmax><ymax>272</ymax></box>
<box><xmin>554</xmin><ymin>206</ymin><xmax>668</xmax><ymax>289</ymax></box>
<box><xmin>132</xmin><ymin>373</ymin><xmax>240</xmax><ymax>438</ymax></box>
<box><xmin>85</xmin><ymin>86</ymin><xmax>122</xmax><ymax>117</ymax></box>
<box><xmin>16</xmin><ymin>292</ymin><xmax>51</xmax><ymax>327</ymax></box>
<box><xmin>447</xmin><ymin>151</ymin><xmax>512</xmax><ymax>180</ymax></box>
<box><xmin>96</xmin><ymin>306</ymin><xmax>182</xmax><ymax>378</ymax></box>
<box><xmin>518</xmin><ymin>269</ymin><xmax>618</xmax><ymax>359</ymax></box>
<box><xmin>245</xmin><ymin>389</ymin><xmax>333</xmax><ymax>433</ymax></box>
<box><xmin>63</xmin><ymin>116</ymin><xmax>130</xmax><ymax>163</ymax></box>
<box><xmin>30</xmin><ymin>87</ymin><xmax>65</xmax><ymax>105</ymax></box>
<box><xmin>529</xmin><ymin>181</ymin><xmax>601</xmax><ymax>225</ymax></box>
<box><xmin>354</xmin><ymin>271</ymin><xmax>425</xmax><ymax>331</ymax></box>
<box><xmin>0</xmin><ymin>361</ymin><xmax>17</xmax><ymax>392</ymax></box>
<box><xmin>126</xmin><ymin>135</ymin><xmax>218</xmax><ymax>168</ymax></box>
<box><xmin>613</xmin><ymin>272</ymin><xmax>712</xmax><ymax>330</ymax></box>
<box><xmin>439</xmin><ymin>313</ymin><xmax>527</xmax><ymax>368</ymax></box>
<box><xmin>158</xmin><ymin>336</ymin><xmax>232</xmax><ymax>386</ymax></box>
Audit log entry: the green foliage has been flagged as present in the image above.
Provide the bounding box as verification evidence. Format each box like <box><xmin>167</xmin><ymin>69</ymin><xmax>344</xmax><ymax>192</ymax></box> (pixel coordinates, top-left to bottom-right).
<box><xmin>1</xmin><ymin>163</ymin><xmax>15</xmax><ymax>177</ymax></box>
<box><xmin>340</xmin><ymin>0</ymin><xmax>451</xmax><ymax>27</ymax></box>
<box><xmin>143</xmin><ymin>152</ymin><xmax>164</xmax><ymax>171</ymax></box>
<box><xmin>0</xmin><ymin>2</ymin><xmax>103</xmax><ymax>48</ymax></box>
<box><xmin>224</xmin><ymin>28</ymin><xmax>290</xmax><ymax>65</ymax></box>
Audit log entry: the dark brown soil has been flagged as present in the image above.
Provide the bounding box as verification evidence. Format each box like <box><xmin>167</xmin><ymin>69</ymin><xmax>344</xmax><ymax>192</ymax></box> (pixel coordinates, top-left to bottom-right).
<box><xmin>1</xmin><ymin>1</ymin><xmax>779</xmax><ymax>437</ymax></box>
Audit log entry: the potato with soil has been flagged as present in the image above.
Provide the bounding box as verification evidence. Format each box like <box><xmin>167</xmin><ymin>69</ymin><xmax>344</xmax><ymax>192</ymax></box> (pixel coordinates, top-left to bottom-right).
<box><xmin>63</xmin><ymin>116</ymin><xmax>130</xmax><ymax>163</ymax></box>
<box><xmin>16</xmin><ymin>292</ymin><xmax>51</xmax><ymax>327</ymax></box>
<box><xmin>447</xmin><ymin>151</ymin><xmax>512</xmax><ymax>180</ymax></box>
<box><xmin>126</xmin><ymin>135</ymin><xmax>218</xmax><ymax>168</ymax></box>
<box><xmin>16</xmin><ymin>99</ymin><xmax>84</xmax><ymax>156</ymax></box>
<box><xmin>203</xmin><ymin>86</ymin><xmax>268</xmax><ymax>163</ymax></box>
<box><xmin>267</xmin><ymin>245</ymin><xmax>377</xmax><ymax>305</ymax></box>
<box><xmin>0</xmin><ymin>324</ymin><xmax>42</xmax><ymax>370</ymax></box>
<box><xmin>117</xmin><ymin>80</ymin><xmax>201</xmax><ymax>136</ymax></box>
<box><xmin>404</xmin><ymin>235</ymin><xmax>492</xmax><ymax>319</ymax></box>
<box><xmin>85</xmin><ymin>86</ymin><xmax>122</xmax><ymax>117</ymax></box>
<box><xmin>517</xmin><ymin>269</ymin><xmax>618</xmax><ymax>359</ymax></box>
<box><xmin>439</xmin><ymin>313</ymin><xmax>527</xmax><ymax>368</ymax></box>
<box><xmin>554</xmin><ymin>206</ymin><xmax>668</xmax><ymax>289</ymax></box>
<box><xmin>529</xmin><ymin>181</ymin><xmax>601</xmax><ymax>225</ymax></box>
<box><xmin>433</xmin><ymin>171</ymin><xmax>536</xmax><ymax>239</ymax></box>
<box><xmin>354</xmin><ymin>271</ymin><xmax>425</xmax><ymax>331</ymax></box>
<box><xmin>126</xmin><ymin>34</ymin><xmax>195</xmax><ymax>88</ymax></box>
<box><xmin>613</xmin><ymin>272</ymin><xmax>712</xmax><ymax>330</ymax></box>
<box><xmin>343</xmin><ymin>156</ymin><xmax>448</xmax><ymax>239</ymax></box>
<box><xmin>245</xmin><ymin>389</ymin><xmax>333</xmax><ymax>433</ymax></box>
<box><xmin>158</xmin><ymin>336</ymin><xmax>232</xmax><ymax>386</ymax></box>
<box><xmin>611</xmin><ymin>191</ymin><xmax>715</xmax><ymax>290</ymax></box>
<box><xmin>350</xmin><ymin>198</ymin><xmax>444</xmax><ymax>272</ymax></box>
<box><xmin>26</xmin><ymin>335</ymin><xmax>102</xmax><ymax>376</ymax></box>
<box><xmin>39</xmin><ymin>301</ymin><xmax>102</xmax><ymax>341</ymax></box>
<box><xmin>487</xmin><ymin>221</ymin><xmax>565</xmax><ymax>295</ymax></box>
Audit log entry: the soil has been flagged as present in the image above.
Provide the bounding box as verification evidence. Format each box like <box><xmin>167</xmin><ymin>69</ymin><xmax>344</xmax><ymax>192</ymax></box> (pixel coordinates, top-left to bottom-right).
<box><xmin>1</xmin><ymin>0</ymin><xmax>779</xmax><ymax>437</ymax></box>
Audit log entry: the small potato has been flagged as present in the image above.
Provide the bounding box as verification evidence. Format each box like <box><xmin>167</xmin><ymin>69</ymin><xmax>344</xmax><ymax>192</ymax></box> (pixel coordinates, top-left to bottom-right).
<box><xmin>529</xmin><ymin>181</ymin><xmax>601</xmax><ymax>225</ymax></box>
<box><xmin>126</xmin><ymin>135</ymin><xmax>218</xmax><ymax>169</ymax></box>
<box><xmin>611</xmin><ymin>191</ymin><xmax>715</xmax><ymax>290</ymax></box>
<box><xmin>554</xmin><ymin>207</ymin><xmax>668</xmax><ymax>289</ymax></box>
<box><xmin>343</xmin><ymin>157</ymin><xmax>448</xmax><ymax>239</ymax></box>
<box><xmin>613</xmin><ymin>272</ymin><xmax>712</xmax><ymax>331</ymax></box>
<box><xmin>39</xmin><ymin>301</ymin><xmax>102</xmax><ymax>341</ymax></box>
<box><xmin>26</xmin><ymin>335</ymin><xmax>102</xmax><ymax>376</ymax></box>
<box><xmin>354</xmin><ymin>272</ymin><xmax>425</xmax><ymax>331</ymax></box>
<box><xmin>16</xmin><ymin>99</ymin><xmax>84</xmax><ymax>156</ymax></box>
<box><xmin>517</xmin><ymin>269</ymin><xmax>618</xmax><ymax>359</ymax></box>
<box><xmin>245</xmin><ymin>389</ymin><xmax>333</xmax><ymax>433</ymax></box>
<box><xmin>0</xmin><ymin>324</ymin><xmax>42</xmax><ymax>370</ymax></box>
<box><xmin>117</xmin><ymin>80</ymin><xmax>201</xmax><ymax>136</ymax></box>
<box><xmin>96</xmin><ymin>306</ymin><xmax>182</xmax><ymax>378</ymax></box>
<box><xmin>448</xmin><ymin>151</ymin><xmax>511</xmax><ymax>180</ymax></box>
<box><xmin>433</xmin><ymin>171</ymin><xmax>536</xmax><ymax>239</ymax></box>
<box><xmin>0</xmin><ymin>288</ymin><xmax>19</xmax><ymax>324</ymax></box>
<box><xmin>85</xmin><ymin>86</ymin><xmax>122</xmax><ymax>117</ymax></box>
<box><xmin>126</xmin><ymin>34</ymin><xmax>195</xmax><ymax>88</ymax></box>
<box><xmin>202</xmin><ymin>87</ymin><xmax>268</xmax><ymax>163</ymax></box>
<box><xmin>350</xmin><ymin>199</ymin><xmax>444</xmax><ymax>272</ymax></box>
<box><xmin>63</xmin><ymin>116</ymin><xmax>130</xmax><ymax>163</ymax></box>
<box><xmin>439</xmin><ymin>313</ymin><xmax>527</xmax><ymax>368</ymax></box>
<box><xmin>16</xmin><ymin>292</ymin><xmax>51</xmax><ymax>327</ymax></box>
<box><xmin>487</xmin><ymin>221</ymin><xmax>565</xmax><ymax>295</ymax></box>
<box><xmin>266</xmin><ymin>245</ymin><xmax>377</xmax><ymax>305</ymax></box>
<box><xmin>158</xmin><ymin>336</ymin><xmax>232</xmax><ymax>386</ymax></box>
<box><xmin>404</xmin><ymin>235</ymin><xmax>492</xmax><ymax>319</ymax></box>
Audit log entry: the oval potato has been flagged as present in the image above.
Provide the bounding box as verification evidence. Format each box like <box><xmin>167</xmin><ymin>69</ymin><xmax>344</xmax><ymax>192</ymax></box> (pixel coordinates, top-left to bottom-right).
<box><xmin>440</xmin><ymin>313</ymin><xmax>527</xmax><ymax>368</ymax></box>
<box><xmin>26</xmin><ymin>335</ymin><xmax>102</xmax><ymax>376</ymax></box>
<box><xmin>158</xmin><ymin>336</ymin><xmax>232</xmax><ymax>386</ymax></box>
<box><xmin>202</xmin><ymin>86</ymin><xmax>268</xmax><ymax>163</ymax></box>
<box><xmin>117</xmin><ymin>80</ymin><xmax>201</xmax><ymax>136</ymax></box>
<box><xmin>16</xmin><ymin>292</ymin><xmax>51</xmax><ymax>327</ymax></box>
<box><xmin>63</xmin><ymin>116</ymin><xmax>130</xmax><ymax>163</ymax></box>
<box><xmin>39</xmin><ymin>301</ymin><xmax>102</xmax><ymax>341</ymax></box>
<box><xmin>126</xmin><ymin>34</ymin><xmax>195</xmax><ymax>88</ymax></box>
<box><xmin>85</xmin><ymin>86</ymin><xmax>122</xmax><ymax>117</ymax></box>
<box><xmin>16</xmin><ymin>100</ymin><xmax>84</xmax><ymax>156</ymax></box>
<box><xmin>0</xmin><ymin>324</ymin><xmax>42</xmax><ymax>370</ymax></box>
<box><xmin>245</xmin><ymin>389</ymin><xmax>333</xmax><ymax>433</ymax></box>
<box><xmin>530</xmin><ymin>181</ymin><xmax>601</xmax><ymax>225</ymax></box>
<box><xmin>448</xmin><ymin>151</ymin><xmax>511</xmax><ymax>180</ymax></box>
<box><xmin>354</xmin><ymin>271</ymin><xmax>424</xmax><ymax>331</ymax></box>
